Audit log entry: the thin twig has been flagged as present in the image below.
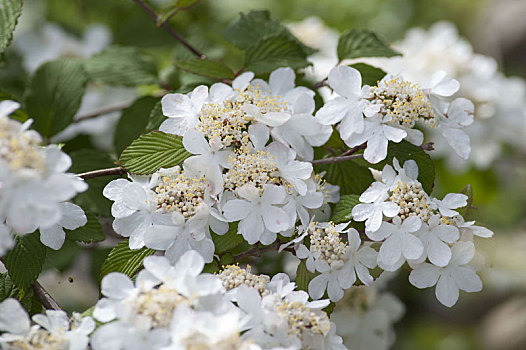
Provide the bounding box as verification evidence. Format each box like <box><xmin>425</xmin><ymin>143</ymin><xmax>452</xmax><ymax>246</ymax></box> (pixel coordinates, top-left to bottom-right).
<box><xmin>312</xmin><ymin>154</ymin><xmax>363</xmax><ymax>165</ymax></box>
<box><xmin>133</xmin><ymin>0</ymin><xmax>206</xmax><ymax>59</ymax></box>
<box><xmin>233</xmin><ymin>241</ymin><xmax>284</xmax><ymax>261</ymax></box>
<box><xmin>32</xmin><ymin>281</ymin><xmax>62</xmax><ymax>311</ymax></box>
<box><xmin>77</xmin><ymin>167</ymin><xmax>126</xmax><ymax>180</ymax></box>
<box><xmin>311</xmin><ymin>78</ymin><xmax>327</xmax><ymax>90</ymax></box>
<box><xmin>74</xmin><ymin>102</ymin><xmax>132</xmax><ymax>123</ymax></box>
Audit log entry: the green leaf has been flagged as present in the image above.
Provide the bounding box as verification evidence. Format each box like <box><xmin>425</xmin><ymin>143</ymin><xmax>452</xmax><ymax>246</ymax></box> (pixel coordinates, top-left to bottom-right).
<box><xmin>69</xmin><ymin>149</ymin><xmax>119</xmax><ymax>217</ymax></box>
<box><xmin>99</xmin><ymin>240</ymin><xmax>155</xmax><ymax>282</ymax></box>
<box><xmin>350</xmin><ymin>63</ymin><xmax>386</xmax><ymax>86</ymax></box>
<box><xmin>0</xmin><ymin>272</ymin><xmax>18</xmax><ymax>301</ymax></box>
<box><xmin>145</xmin><ymin>100</ymin><xmax>167</xmax><ymax>132</ymax></box>
<box><xmin>114</xmin><ymin>96</ymin><xmax>159</xmax><ymax>156</ymax></box>
<box><xmin>25</xmin><ymin>59</ymin><xmax>88</xmax><ymax>138</ymax></box>
<box><xmin>337</xmin><ymin>30</ymin><xmax>400</xmax><ymax>61</ymax></box>
<box><xmin>175</xmin><ymin>59</ymin><xmax>235</xmax><ymax>80</ymax></box>
<box><xmin>0</xmin><ymin>0</ymin><xmax>22</xmax><ymax>55</ymax></box>
<box><xmin>315</xmin><ymin>160</ymin><xmax>374</xmax><ymax>196</ymax></box>
<box><xmin>0</xmin><ymin>273</ymin><xmax>40</xmax><ymax>313</ymax></box>
<box><xmin>66</xmin><ymin>212</ymin><xmax>105</xmax><ymax>243</ymax></box>
<box><xmin>119</xmin><ymin>131</ymin><xmax>191</xmax><ymax>175</ymax></box>
<box><xmin>295</xmin><ymin>261</ymin><xmax>315</xmax><ymax>292</ymax></box>
<box><xmin>212</xmin><ymin>223</ymin><xmax>244</xmax><ymax>254</ymax></box>
<box><xmin>244</xmin><ymin>33</ymin><xmax>310</xmax><ymax>74</ymax></box>
<box><xmin>225</xmin><ymin>10</ymin><xmax>314</xmax><ymax>54</ymax></box>
<box><xmin>331</xmin><ymin>194</ymin><xmax>360</xmax><ymax>224</ymax></box>
<box><xmin>4</xmin><ymin>232</ymin><xmax>47</xmax><ymax>291</ymax></box>
<box><xmin>85</xmin><ymin>46</ymin><xmax>158</xmax><ymax>86</ymax></box>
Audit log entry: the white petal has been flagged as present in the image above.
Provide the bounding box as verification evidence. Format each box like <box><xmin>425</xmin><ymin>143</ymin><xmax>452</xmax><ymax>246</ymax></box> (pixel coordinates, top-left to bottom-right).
<box><xmin>101</xmin><ymin>272</ymin><xmax>135</xmax><ymax>299</ymax></box>
<box><xmin>232</xmin><ymin>72</ymin><xmax>254</xmax><ymax>91</ymax></box>
<box><xmin>327</xmin><ymin>275</ymin><xmax>344</xmax><ymax>302</ymax></box>
<box><xmin>39</xmin><ymin>225</ymin><xmax>66</xmax><ymax>250</ymax></box>
<box><xmin>183</xmin><ymin>129</ymin><xmax>209</xmax><ymax>155</ymax></box>
<box><xmin>450</xmin><ymin>266</ymin><xmax>482</xmax><ymax>292</ymax></box>
<box><xmin>428</xmin><ymin>237</ymin><xmax>452</xmax><ymax>267</ymax></box>
<box><xmin>378</xmin><ymin>235</ymin><xmax>402</xmax><ymax>266</ymax></box>
<box><xmin>401</xmin><ymin>232</ymin><xmax>424</xmax><ymax>260</ymax></box>
<box><xmin>308</xmin><ymin>273</ymin><xmax>329</xmax><ymax>300</ymax></box>
<box><xmin>174</xmin><ymin>250</ymin><xmax>204</xmax><ymax>276</ymax></box>
<box><xmin>0</xmin><ymin>298</ymin><xmax>30</xmax><ymax>334</ymax></box>
<box><xmin>315</xmin><ymin>98</ymin><xmax>351</xmax><ymax>125</ymax></box>
<box><xmin>269</xmin><ymin>67</ymin><xmax>295</xmax><ymax>96</ymax></box>
<box><xmin>223</xmin><ymin>199</ymin><xmax>251</xmax><ymax>221</ymax></box>
<box><xmin>328</xmin><ymin>66</ymin><xmax>362</xmax><ymax>99</ymax></box>
<box><xmin>435</xmin><ymin>273</ymin><xmax>459</xmax><ymax>307</ymax></box>
<box><xmin>248</xmin><ymin>123</ymin><xmax>270</xmax><ymax>150</ymax></box>
<box><xmin>59</xmin><ymin>202</ymin><xmax>87</xmax><ymax>230</ymax></box>
<box><xmin>262</xmin><ymin>205</ymin><xmax>290</xmax><ymax>233</ymax></box>
<box><xmin>408</xmin><ymin>263</ymin><xmax>440</xmax><ymax>288</ymax></box>
<box><xmin>442</xmin><ymin>127</ymin><xmax>471</xmax><ymax>159</ymax></box>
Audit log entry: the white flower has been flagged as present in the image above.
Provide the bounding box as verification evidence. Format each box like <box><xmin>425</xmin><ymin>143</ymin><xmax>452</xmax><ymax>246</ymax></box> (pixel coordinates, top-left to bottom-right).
<box><xmin>421</xmin><ymin>70</ymin><xmax>460</xmax><ymax>114</ymax></box>
<box><xmin>14</xmin><ymin>23</ymin><xmax>111</xmax><ymax>73</ymax></box>
<box><xmin>144</xmin><ymin>206</ymin><xmax>216</xmax><ymax>263</ymax></box>
<box><xmin>307</xmin><ymin>227</ymin><xmax>377</xmax><ymax>302</ymax></box>
<box><xmin>160</xmin><ymin>85</ymin><xmax>211</xmax><ymax>136</ymax></box>
<box><xmin>282</xmin><ymin>178</ymin><xmax>324</xmax><ymax>228</ymax></box>
<box><xmin>315</xmin><ymin>66</ymin><xmax>374</xmax><ymax>140</ymax></box>
<box><xmin>223</xmin><ymin>184</ymin><xmax>292</xmax><ymax>244</ymax></box>
<box><xmin>368</xmin><ymin>216</ymin><xmax>423</xmax><ymax>269</ymax></box>
<box><xmin>39</xmin><ymin>202</ymin><xmax>87</xmax><ymax>250</ymax></box>
<box><xmin>453</xmin><ymin>215</ymin><xmax>494</xmax><ymax>240</ymax></box>
<box><xmin>265</xmin><ymin>141</ymin><xmax>313</xmax><ymax>196</ymax></box>
<box><xmin>182</xmin><ymin>128</ymin><xmax>232</xmax><ymax>195</ymax></box>
<box><xmin>332</xmin><ymin>289</ymin><xmax>404</xmax><ymax>350</ymax></box>
<box><xmin>0</xmin><ymin>298</ymin><xmax>94</xmax><ymax>350</ymax></box>
<box><xmin>431</xmin><ymin>193</ymin><xmax>468</xmax><ymax>217</ymax></box>
<box><xmin>351</xmin><ymin>183</ymin><xmax>399</xmax><ymax>232</ymax></box>
<box><xmin>409</xmin><ymin>241</ymin><xmax>482</xmax><ymax>307</ymax></box>
<box><xmin>414</xmin><ymin>215</ymin><xmax>459</xmax><ymax>267</ymax></box>
<box><xmin>103</xmin><ymin>176</ymin><xmax>159</xmax><ymax>249</ymax></box>
<box><xmin>90</xmin><ymin>321</ymin><xmax>170</xmax><ymax>350</ymax></box>
<box><xmin>93</xmin><ymin>250</ymin><xmax>225</xmax><ymax>328</ymax></box>
<box><xmin>437</xmin><ymin>98</ymin><xmax>474</xmax><ymax>159</ymax></box>
<box><xmin>0</xmin><ymin>102</ymin><xmax>88</xmax><ymax>244</ymax></box>
<box><xmin>343</xmin><ymin>114</ymin><xmax>407</xmax><ymax>164</ymax></box>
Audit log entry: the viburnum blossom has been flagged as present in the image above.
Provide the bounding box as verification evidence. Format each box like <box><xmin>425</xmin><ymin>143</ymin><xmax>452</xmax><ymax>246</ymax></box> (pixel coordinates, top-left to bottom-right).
<box><xmin>0</xmin><ymin>100</ymin><xmax>87</xmax><ymax>252</ymax></box>
<box><xmin>409</xmin><ymin>241</ymin><xmax>482</xmax><ymax>307</ymax></box>
<box><xmin>290</xmin><ymin>222</ymin><xmax>377</xmax><ymax>302</ymax></box>
<box><xmin>0</xmin><ymin>298</ymin><xmax>95</xmax><ymax>350</ymax></box>
<box><xmin>316</xmin><ymin>65</ymin><xmax>473</xmax><ymax>163</ymax></box>
<box><xmin>350</xmin><ymin>158</ymin><xmax>492</xmax><ymax>305</ymax></box>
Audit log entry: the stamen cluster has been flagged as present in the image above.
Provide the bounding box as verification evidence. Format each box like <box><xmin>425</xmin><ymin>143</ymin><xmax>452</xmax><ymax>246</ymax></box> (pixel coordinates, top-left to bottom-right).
<box><xmin>308</xmin><ymin>222</ymin><xmax>349</xmax><ymax>265</ymax></box>
<box><xmin>154</xmin><ymin>168</ymin><xmax>207</xmax><ymax>217</ymax></box>
<box><xmin>219</xmin><ymin>264</ymin><xmax>270</xmax><ymax>295</ymax></box>
<box><xmin>370</xmin><ymin>77</ymin><xmax>437</xmax><ymax>128</ymax></box>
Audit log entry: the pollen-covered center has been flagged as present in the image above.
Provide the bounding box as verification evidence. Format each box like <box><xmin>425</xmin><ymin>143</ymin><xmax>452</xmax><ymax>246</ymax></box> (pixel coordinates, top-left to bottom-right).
<box><xmin>370</xmin><ymin>77</ymin><xmax>436</xmax><ymax>129</ymax></box>
<box><xmin>275</xmin><ymin>299</ymin><xmax>331</xmax><ymax>336</ymax></box>
<box><xmin>131</xmin><ymin>285</ymin><xmax>192</xmax><ymax>328</ymax></box>
<box><xmin>154</xmin><ymin>169</ymin><xmax>207</xmax><ymax>218</ymax></box>
<box><xmin>10</xmin><ymin>329</ymin><xmax>68</xmax><ymax>350</ymax></box>
<box><xmin>223</xmin><ymin>146</ymin><xmax>287</xmax><ymax>192</ymax></box>
<box><xmin>388</xmin><ymin>180</ymin><xmax>432</xmax><ymax>222</ymax></box>
<box><xmin>308</xmin><ymin>222</ymin><xmax>349</xmax><ymax>265</ymax></box>
<box><xmin>219</xmin><ymin>264</ymin><xmax>270</xmax><ymax>295</ymax></box>
<box><xmin>0</xmin><ymin>117</ymin><xmax>45</xmax><ymax>174</ymax></box>
<box><xmin>197</xmin><ymin>85</ymin><xmax>288</xmax><ymax>148</ymax></box>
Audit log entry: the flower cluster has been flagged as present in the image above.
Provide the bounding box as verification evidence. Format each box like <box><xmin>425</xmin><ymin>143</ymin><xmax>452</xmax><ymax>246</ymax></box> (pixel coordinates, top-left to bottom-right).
<box><xmin>0</xmin><ymin>100</ymin><xmax>88</xmax><ymax>256</ymax></box>
<box><xmin>104</xmin><ymin>68</ymin><xmax>339</xmax><ymax>260</ymax></box>
<box><xmin>351</xmin><ymin>158</ymin><xmax>492</xmax><ymax>306</ymax></box>
<box><xmin>0</xmin><ymin>298</ymin><xmax>94</xmax><ymax>349</ymax></box>
<box><xmin>353</xmin><ymin>21</ymin><xmax>526</xmax><ymax>169</ymax></box>
<box><xmin>88</xmin><ymin>250</ymin><xmax>347</xmax><ymax>349</ymax></box>
<box><xmin>315</xmin><ymin>65</ymin><xmax>473</xmax><ymax>163</ymax></box>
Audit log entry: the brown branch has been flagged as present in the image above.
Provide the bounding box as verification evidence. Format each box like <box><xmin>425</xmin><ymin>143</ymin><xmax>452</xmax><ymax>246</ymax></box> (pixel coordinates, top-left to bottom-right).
<box><xmin>77</xmin><ymin>167</ymin><xmax>126</xmax><ymax>180</ymax></box>
<box><xmin>312</xmin><ymin>154</ymin><xmax>363</xmax><ymax>165</ymax></box>
<box><xmin>133</xmin><ymin>0</ymin><xmax>206</xmax><ymax>59</ymax></box>
<box><xmin>233</xmin><ymin>241</ymin><xmax>287</xmax><ymax>261</ymax></box>
<box><xmin>311</xmin><ymin>78</ymin><xmax>327</xmax><ymax>90</ymax></box>
<box><xmin>74</xmin><ymin>102</ymin><xmax>132</xmax><ymax>123</ymax></box>
<box><xmin>32</xmin><ymin>281</ymin><xmax>62</xmax><ymax>311</ymax></box>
